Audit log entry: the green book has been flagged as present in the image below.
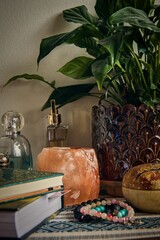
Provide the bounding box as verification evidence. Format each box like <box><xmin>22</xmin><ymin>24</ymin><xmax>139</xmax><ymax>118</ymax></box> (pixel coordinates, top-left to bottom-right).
<box><xmin>0</xmin><ymin>168</ymin><xmax>64</xmax><ymax>203</ymax></box>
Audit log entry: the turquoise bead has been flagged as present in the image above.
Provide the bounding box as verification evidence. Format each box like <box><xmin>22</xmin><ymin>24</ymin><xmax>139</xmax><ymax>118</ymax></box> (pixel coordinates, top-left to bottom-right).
<box><xmin>117</xmin><ymin>209</ymin><xmax>128</xmax><ymax>218</ymax></box>
<box><xmin>99</xmin><ymin>206</ymin><xmax>105</xmax><ymax>212</ymax></box>
<box><xmin>117</xmin><ymin>211</ymin><xmax>123</xmax><ymax>218</ymax></box>
<box><xmin>95</xmin><ymin>206</ymin><xmax>101</xmax><ymax>212</ymax></box>
<box><xmin>121</xmin><ymin>209</ymin><xmax>128</xmax><ymax>216</ymax></box>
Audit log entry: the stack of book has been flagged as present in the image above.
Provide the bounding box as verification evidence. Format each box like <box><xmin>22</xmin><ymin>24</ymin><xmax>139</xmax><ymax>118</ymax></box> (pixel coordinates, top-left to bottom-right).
<box><xmin>0</xmin><ymin>167</ymin><xmax>65</xmax><ymax>239</ymax></box>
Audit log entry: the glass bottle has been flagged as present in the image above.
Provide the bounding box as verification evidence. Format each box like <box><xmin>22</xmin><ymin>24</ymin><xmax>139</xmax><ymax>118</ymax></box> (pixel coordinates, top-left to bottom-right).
<box><xmin>46</xmin><ymin>100</ymin><xmax>68</xmax><ymax>147</ymax></box>
<box><xmin>0</xmin><ymin>111</ymin><xmax>33</xmax><ymax>170</ymax></box>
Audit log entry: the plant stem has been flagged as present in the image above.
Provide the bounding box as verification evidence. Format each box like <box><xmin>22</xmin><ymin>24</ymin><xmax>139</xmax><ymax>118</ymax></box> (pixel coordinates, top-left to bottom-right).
<box><xmin>126</xmin><ymin>44</ymin><xmax>148</xmax><ymax>90</ymax></box>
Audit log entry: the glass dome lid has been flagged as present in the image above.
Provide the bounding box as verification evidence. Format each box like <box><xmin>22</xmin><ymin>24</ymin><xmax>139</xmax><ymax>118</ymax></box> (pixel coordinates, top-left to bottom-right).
<box><xmin>1</xmin><ymin>111</ymin><xmax>24</xmax><ymax>133</ymax></box>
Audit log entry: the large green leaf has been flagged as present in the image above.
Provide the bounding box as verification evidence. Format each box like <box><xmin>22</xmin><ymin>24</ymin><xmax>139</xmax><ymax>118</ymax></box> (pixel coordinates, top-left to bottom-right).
<box><xmin>37</xmin><ymin>30</ymin><xmax>77</xmax><ymax>65</ymax></box>
<box><xmin>119</xmin><ymin>0</ymin><xmax>155</xmax><ymax>14</ymax></box>
<box><xmin>37</xmin><ymin>24</ymin><xmax>103</xmax><ymax>65</ymax></box>
<box><xmin>3</xmin><ymin>73</ymin><xmax>54</xmax><ymax>88</ymax></box>
<box><xmin>109</xmin><ymin>7</ymin><xmax>160</xmax><ymax>32</ymax></box>
<box><xmin>95</xmin><ymin>0</ymin><xmax>120</xmax><ymax>21</ymax></box>
<box><xmin>92</xmin><ymin>59</ymin><xmax>112</xmax><ymax>90</ymax></box>
<box><xmin>41</xmin><ymin>83</ymin><xmax>96</xmax><ymax>110</ymax></box>
<box><xmin>99</xmin><ymin>33</ymin><xmax>123</xmax><ymax>65</ymax></box>
<box><xmin>63</xmin><ymin>5</ymin><xmax>98</xmax><ymax>25</ymax></box>
<box><xmin>58</xmin><ymin>56</ymin><xmax>94</xmax><ymax>79</ymax></box>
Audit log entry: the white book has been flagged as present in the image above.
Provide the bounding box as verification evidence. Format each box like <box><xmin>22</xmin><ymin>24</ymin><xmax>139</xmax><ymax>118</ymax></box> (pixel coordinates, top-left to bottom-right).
<box><xmin>0</xmin><ymin>191</ymin><xmax>66</xmax><ymax>239</ymax></box>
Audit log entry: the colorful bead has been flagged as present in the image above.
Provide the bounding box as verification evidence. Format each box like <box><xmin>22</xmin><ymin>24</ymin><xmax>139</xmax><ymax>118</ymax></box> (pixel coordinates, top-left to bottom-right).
<box><xmin>96</xmin><ymin>200</ymin><xmax>101</xmax><ymax>206</ymax></box>
<box><xmin>112</xmin><ymin>216</ymin><xmax>119</xmax><ymax>222</ymax></box>
<box><xmin>89</xmin><ymin>209</ymin><xmax>97</xmax><ymax>216</ymax></box>
<box><xmin>118</xmin><ymin>217</ymin><xmax>125</xmax><ymax>223</ymax></box>
<box><xmin>86</xmin><ymin>204</ymin><xmax>92</xmax><ymax>209</ymax></box>
<box><xmin>113</xmin><ymin>204</ymin><xmax>121</xmax><ymax>211</ymax></box>
<box><xmin>106</xmin><ymin>199</ymin><xmax>111</xmax><ymax>205</ymax></box>
<box><xmin>74</xmin><ymin>198</ymin><xmax>135</xmax><ymax>224</ymax></box>
<box><xmin>105</xmin><ymin>208</ymin><xmax>112</xmax><ymax>214</ymax></box>
<box><xmin>80</xmin><ymin>206</ymin><xmax>85</xmax><ymax>214</ymax></box>
<box><xmin>107</xmin><ymin>213</ymin><xmax>113</xmax><ymax>221</ymax></box>
<box><xmin>124</xmin><ymin>217</ymin><xmax>129</xmax><ymax>223</ymax></box>
<box><xmin>83</xmin><ymin>207</ymin><xmax>90</xmax><ymax>215</ymax></box>
<box><xmin>96</xmin><ymin>211</ymin><xmax>102</xmax><ymax>218</ymax></box>
<box><xmin>101</xmin><ymin>199</ymin><xmax>107</xmax><ymax>206</ymax></box>
<box><xmin>117</xmin><ymin>211</ymin><xmax>123</xmax><ymax>218</ymax></box>
<box><xmin>101</xmin><ymin>212</ymin><xmax>107</xmax><ymax>219</ymax></box>
<box><xmin>91</xmin><ymin>202</ymin><xmax>97</xmax><ymax>208</ymax></box>
<box><xmin>99</xmin><ymin>205</ymin><xmax>105</xmax><ymax>212</ymax></box>
<box><xmin>87</xmin><ymin>200</ymin><xmax>92</xmax><ymax>204</ymax></box>
<box><xmin>80</xmin><ymin>214</ymin><xmax>93</xmax><ymax>222</ymax></box>
<box><xmin>95</xmin><ymin>206</ymin><xmax>101</xmax><ymax>212</ymax></box>
<box><xmin>111</xmin><ymin>199</ymin><xmax>117</xmax><ymax>204</ymax></box>
<box><xmin>121</xmin><ymin>209</ymin><xmax>128</xmax><ymax>216</ymax></box>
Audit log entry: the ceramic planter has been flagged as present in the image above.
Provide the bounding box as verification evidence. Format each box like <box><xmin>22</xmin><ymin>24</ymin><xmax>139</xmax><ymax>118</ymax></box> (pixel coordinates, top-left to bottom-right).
<box><xmin>92</xmin><ymin>104</ymin><xmax>160</xmax><ymax>195</ymax></box>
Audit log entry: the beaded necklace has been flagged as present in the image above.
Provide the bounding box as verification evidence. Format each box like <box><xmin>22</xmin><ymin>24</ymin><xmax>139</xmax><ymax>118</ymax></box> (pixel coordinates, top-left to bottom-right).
<box><xmin>74</xmin><ymin>198</ymin><xmax>135</xmax><ymax>224</ymax></box>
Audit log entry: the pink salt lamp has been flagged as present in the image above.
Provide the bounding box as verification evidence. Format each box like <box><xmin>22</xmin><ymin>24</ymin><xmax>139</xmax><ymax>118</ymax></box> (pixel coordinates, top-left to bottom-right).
<box><xmin>38</xmin><ymin>147</ymin><xmax>100</xmax><ymax>206</ymax></box>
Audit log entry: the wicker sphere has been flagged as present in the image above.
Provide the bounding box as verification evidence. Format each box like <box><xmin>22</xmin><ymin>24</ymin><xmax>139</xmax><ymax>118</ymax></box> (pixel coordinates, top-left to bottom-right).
<box><xmin>122</xmin><ymin>163</ymin><xmax>160</xmax><ymax>213</ymax></box>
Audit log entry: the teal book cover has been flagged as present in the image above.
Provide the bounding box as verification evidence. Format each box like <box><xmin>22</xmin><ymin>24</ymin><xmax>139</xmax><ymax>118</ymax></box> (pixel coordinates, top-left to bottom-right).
<box><xmin>0</xmin><ymin>168</ymin><xmax>64</xmax><ymax>202</ymax></box>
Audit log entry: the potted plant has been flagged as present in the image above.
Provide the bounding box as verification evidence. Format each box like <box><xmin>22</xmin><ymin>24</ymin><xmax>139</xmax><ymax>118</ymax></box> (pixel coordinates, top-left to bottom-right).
<box><xmin>4</xmin><ymin>0</ymin><xmax>160</xmax><ymax>191</ymax></box>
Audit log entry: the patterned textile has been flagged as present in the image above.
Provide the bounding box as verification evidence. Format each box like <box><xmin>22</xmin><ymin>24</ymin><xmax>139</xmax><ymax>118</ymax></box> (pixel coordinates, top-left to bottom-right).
<box><xmin>27</xmin><ymin>207</ymin><xmax>160</xmax><ymax>240</ymax></box>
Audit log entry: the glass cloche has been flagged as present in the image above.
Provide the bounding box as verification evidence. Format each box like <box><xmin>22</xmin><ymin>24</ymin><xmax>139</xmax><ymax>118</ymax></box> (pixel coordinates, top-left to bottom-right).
<box><xmin>0</xmin><ymin>111</ymin><xmax>33</xmax><ymax>170</ymax></box>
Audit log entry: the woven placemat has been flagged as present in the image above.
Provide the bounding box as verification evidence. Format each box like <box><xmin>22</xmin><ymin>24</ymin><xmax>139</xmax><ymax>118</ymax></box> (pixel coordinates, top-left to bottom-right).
<box><xmin>27</xmin><ymin>206</ymin><xmax>160</xmax><ymax>240</ymax></box>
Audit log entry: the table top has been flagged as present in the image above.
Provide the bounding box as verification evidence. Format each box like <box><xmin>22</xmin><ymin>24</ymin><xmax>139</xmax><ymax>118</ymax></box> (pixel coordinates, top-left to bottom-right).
<box><xmin>27</xmin><ymin>202</ymin><xmax>160</xmax><ymax>240</ymax></box>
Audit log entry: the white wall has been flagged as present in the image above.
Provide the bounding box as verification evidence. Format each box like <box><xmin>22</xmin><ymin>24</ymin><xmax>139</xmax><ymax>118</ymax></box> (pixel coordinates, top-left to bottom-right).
<box><xmin>0</xmin><ymin>0</ymin><xmax>160</xmax><ymax>169</ymax></box>
<box><xmin>0</xmin><ymin>0</ymin><xmax>97</xmax><ymax>169</ymax></box>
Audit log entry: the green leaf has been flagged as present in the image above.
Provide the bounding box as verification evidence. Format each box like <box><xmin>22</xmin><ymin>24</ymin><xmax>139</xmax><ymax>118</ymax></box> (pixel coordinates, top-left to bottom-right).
<box><xmin>37</xmin><ymin>30</ymin><xmax>77</xmax><ymax>65</ymax></box>
<box><xmin>120</xmin><ymin>0</ymin><xmax>155</xmax><ymax>14</ymax></box>
<box><xmin>154</xmin><ymin>65</ymin><xmax>160</xmax><ymax>85</ymax></box>
<box><xmin>142</xmin><ymin>61</ymin><xmax>154</xmax><ymax>87</ymax></box>
<box><xmin>152</xmin><ymin>98</ymin><xmax>160</xmax><ymax>104</ymax></box>
<box><xmin>95</xmin><ymin>0</ymin><xmax>120</xmax><ymax>22</ymax></box>
<box><xmin>66</xmin><ymin>25</ymin><xmax>104</xmax><ymax>57</ymax></box>
<box><xmin>58</xmin><ymin>56</ymin><xmax>94</xmax><ymax>79</ymax></box>
<box><xmin>68</xmin><ymin>24</ymin><xmax>103</xmax><ymax>41</ymax></box>
<box><xmin>109</xmin><ymin>7</ymin><xmax>160</xmax><ymax>32</ymax></box>
<box><xmin>151</xmin><ymin>83</ymin><xmax>157</xmax><ymax>90</ymax></box>
<box><xmin>37</xmin><ymin>24</ymin><xmax>102</xmax><ymax>65</ymax></box>
<box><xmin>3</xmin><ymin>74</ymin><xmax>53</xmax><ymax>88</ymax></box>
<box><xmin>63</xmin><ymin>5</ymin><xmax>98</xmax><ymax>25</ymax></box>
<box><xmin>140</xmin><ymin>98</ymin><xmax>155</xmax><ymax>108</ymax></box>
<box><xmin>50</xmin><ymin>80</ymin><xmax>56</xmax><ymax>88</ymax></box>
<box><xmin>92</xmin><ymin>59</ymin><xmax>112</xmax><ymax>90</ymax></box>
<box><xmin>41</xmin><ymin>83</ymin><xmax>96</xmax><ymax>110</ymax></box>
<box><xmin>99</xmin><ymin>33</ymin><xmax>123</xmax><ymax>65</ymax></box>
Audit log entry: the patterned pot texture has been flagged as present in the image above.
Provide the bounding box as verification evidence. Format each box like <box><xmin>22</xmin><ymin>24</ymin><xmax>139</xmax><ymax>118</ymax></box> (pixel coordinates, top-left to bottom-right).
<box><xmin>92</xmin><ymin>104</ymin><xmax>160</xmax><ymax>181</ymax></box>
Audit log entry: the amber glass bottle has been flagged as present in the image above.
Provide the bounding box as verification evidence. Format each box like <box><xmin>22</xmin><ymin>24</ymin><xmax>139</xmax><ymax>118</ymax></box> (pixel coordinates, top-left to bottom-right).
<box><xmin>46</xmin><ymin>100</ymin><xmax>68</xmax><ymax>147</ymax></box>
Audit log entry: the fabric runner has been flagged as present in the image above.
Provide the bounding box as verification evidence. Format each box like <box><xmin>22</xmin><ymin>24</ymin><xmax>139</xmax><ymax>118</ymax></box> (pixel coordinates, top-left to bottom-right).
<box><xmin>27</xmin><ymin>206</ymin><xmax>160</xmax><ymax>240</ymax></box>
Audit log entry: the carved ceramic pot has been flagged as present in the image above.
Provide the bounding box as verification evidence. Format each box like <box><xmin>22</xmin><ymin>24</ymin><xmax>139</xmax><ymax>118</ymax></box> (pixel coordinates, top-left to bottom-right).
<box><xmin>92</xmin><ymin>104</ymin><xmax>160</xmax><ymax>181</ymax></box>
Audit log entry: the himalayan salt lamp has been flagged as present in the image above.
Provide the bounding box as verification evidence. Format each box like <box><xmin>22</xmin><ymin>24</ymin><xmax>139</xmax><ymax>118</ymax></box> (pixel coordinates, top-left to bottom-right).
<box><xmin>38</xmin><ymin>147</ymin><xmax>100</xmax><ymax>206</ymax></box>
